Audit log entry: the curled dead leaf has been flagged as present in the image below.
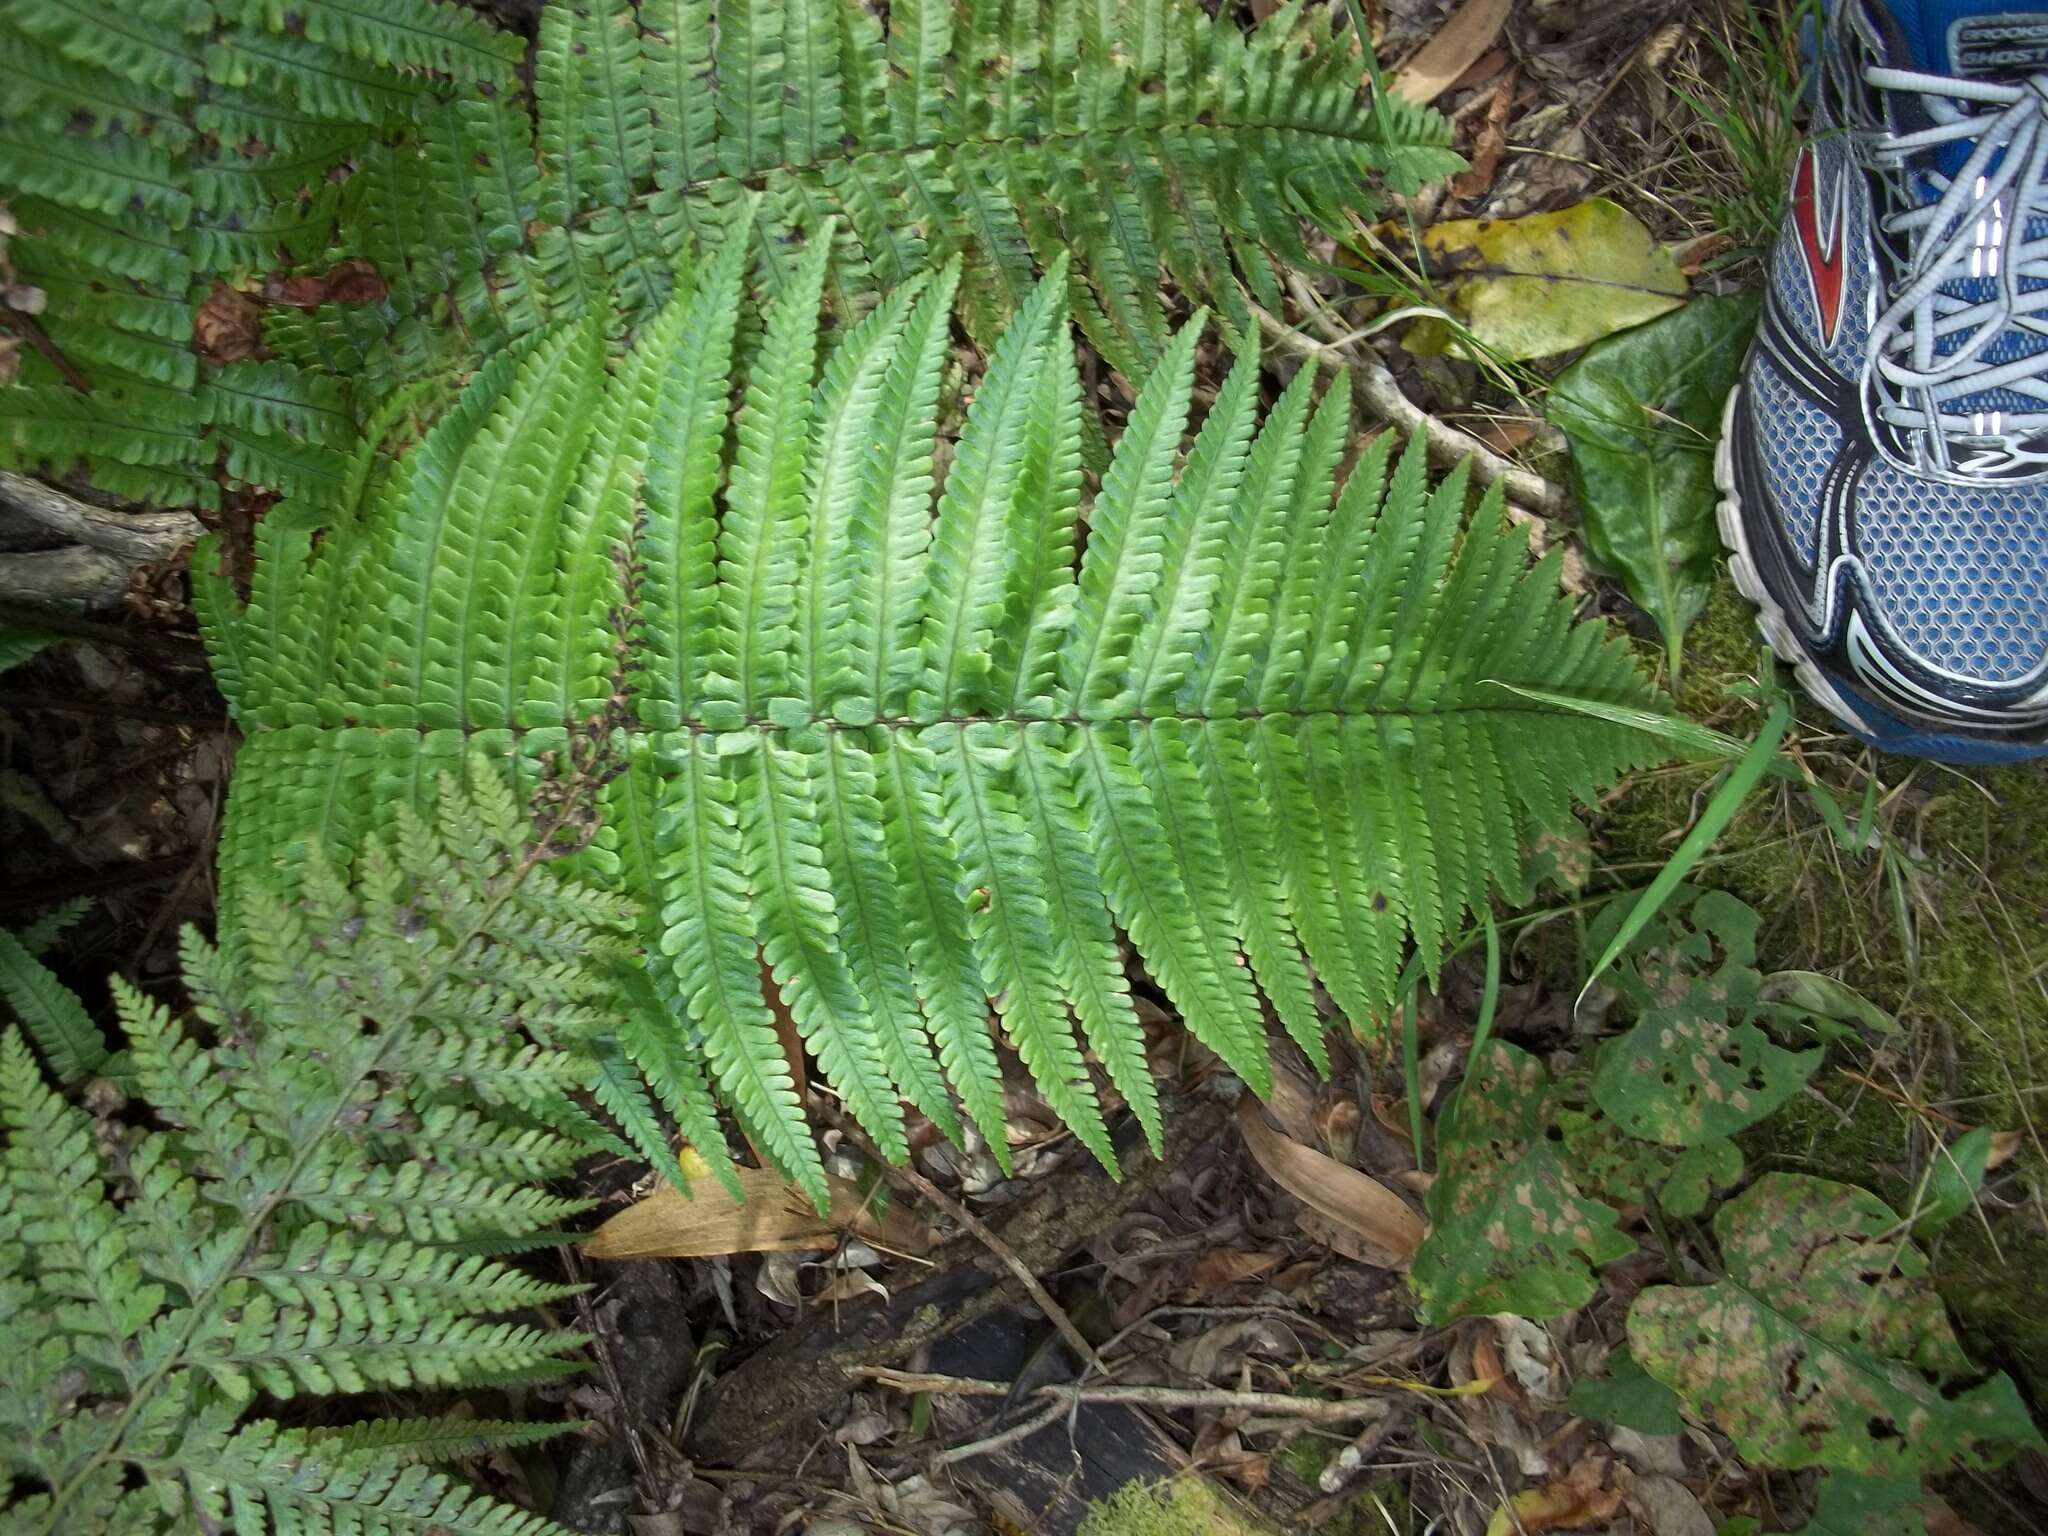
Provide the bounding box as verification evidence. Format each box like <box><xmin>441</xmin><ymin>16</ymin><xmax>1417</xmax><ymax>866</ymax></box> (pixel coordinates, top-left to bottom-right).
<box><xmin>1393</xmin><ymin>0</ymin><xmax>1513</xmax><ymax>104</ymax></box>
<box><xmin>1189</xmin><ymin>1247</ymin><xmax>1285</xmax><ymax>1298</ymax></box>
<box><xmin>1265</xmin><ymin>1063</ymin><xmax>1321</xmax><ymax>1143</ymax></box>
<box><xmin>583</xmin><ymin>1165</ymin><xmax>932</xmax><ymax>1261</ymax></box>
<box><xmin>1236</xmin><ymin>1099</ymin><xmax>1424</xmax><ymax>1269</ymax></box>
<box><xmin>264</xmin><ymin>259</ymin><xmax>389</xmax><ymax>308</ymax></box>
<box><xmin>1450</xmin><ymin>70</ymin><xmax>1517</xmax><ymax>202</ymax></box>
<box><xmin>1485</xmin><ymin>1456</ymin><xmax>1624</xmax><ymax>1536</ymax></box>
<box><xmin>195</xmin><ymin>284</ymin><xmax>265</xmax><ymax>364</ymax></box>
<box><xmin>1986</xmin><ymin>1129</ymin><xmax>2024</xmax><ymax>1172</ymax></box>
<box><xmin>1469</xmin><ymin>1325</ymin><xmax>1516</xmax><ymax>1405</ymax></box>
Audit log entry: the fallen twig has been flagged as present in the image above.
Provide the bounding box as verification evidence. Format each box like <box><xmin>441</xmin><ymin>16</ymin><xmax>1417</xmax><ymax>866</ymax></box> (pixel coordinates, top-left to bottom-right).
<box><xmin>0</xmin><ymin>471</ymin><xmax>202</xmax><ymax>563</ymax></box>
<box><xmin>847</xmin><ymin>1130</ymin><xmax>1108</xmax><ymax>1378</ymax></box>
<box><xmin>858</xmin><ymin>1366</ymin><xmax>1400</xmax><ymax>1425</ymax></box>
<box><xmin>935</xmin><ymin>1398</ymin><xmax>1074</xmax><ymax>1468</ymax></box>
<box><xmin>1252</xmin><ymin>306</ymin><xmax>1568</xmax><ymax>517</ymax></box>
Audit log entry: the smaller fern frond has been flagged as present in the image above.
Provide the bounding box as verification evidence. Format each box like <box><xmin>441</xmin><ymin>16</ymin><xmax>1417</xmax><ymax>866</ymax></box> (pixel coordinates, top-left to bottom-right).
<box><xmin>0</xmin><ymin>928</ymin><xmax>107</xmax><ymax>1084</ymax></box>
<box><xmin>0</xmin><ymin>760</ymin><xmax>650</xmax><ymax>1536</ymax></box>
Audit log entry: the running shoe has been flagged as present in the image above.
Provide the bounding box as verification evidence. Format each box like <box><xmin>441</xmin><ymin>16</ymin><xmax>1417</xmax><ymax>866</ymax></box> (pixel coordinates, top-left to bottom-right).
<box><xmin>1717</xmin><ymin>0</ymin><xmax>2048</xmax><ymax>762</ymax></box>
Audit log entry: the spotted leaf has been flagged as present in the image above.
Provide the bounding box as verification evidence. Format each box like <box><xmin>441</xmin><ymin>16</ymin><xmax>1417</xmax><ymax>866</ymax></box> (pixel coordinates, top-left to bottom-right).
<box><xmin>1414</xmin><ymin>1042</ymin><xmax>1633</xmax><ymax>1324</ymax></box>
<box><xmin>1628</xmin><ymin>1174</ymin><xmax>2042</xmax><ymax>1474</ymax></box>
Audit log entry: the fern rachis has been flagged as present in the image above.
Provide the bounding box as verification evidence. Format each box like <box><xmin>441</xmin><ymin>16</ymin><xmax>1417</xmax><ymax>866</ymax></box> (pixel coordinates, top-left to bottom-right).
<box><xmin>202</xmin><ymin>238</ymin><xmax>1673</xmax><ymax>1208</ymax></box>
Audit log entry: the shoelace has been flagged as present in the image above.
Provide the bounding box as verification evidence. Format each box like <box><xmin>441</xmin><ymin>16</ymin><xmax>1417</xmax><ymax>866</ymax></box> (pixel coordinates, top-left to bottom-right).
<box><xmin>1862</xmin><ymin>67</ymin><xmax>2048</xmax><ymax>475</ymax></box>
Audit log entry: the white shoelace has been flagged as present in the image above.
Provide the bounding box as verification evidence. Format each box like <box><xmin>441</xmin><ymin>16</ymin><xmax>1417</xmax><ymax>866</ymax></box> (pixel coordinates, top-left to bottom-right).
<box><xmin>1863</xmin><ymin>67</ymin><xmax>2048</xmax><ymax>475</ymax></box>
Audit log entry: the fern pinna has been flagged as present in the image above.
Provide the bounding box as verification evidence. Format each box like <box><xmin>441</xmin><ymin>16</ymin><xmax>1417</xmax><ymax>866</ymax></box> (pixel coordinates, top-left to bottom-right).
<box><xmin>0</xmin><ymin>0</ymin><xmax>1453</xmax><ymax>514</ymax></box>
<box><xmin>0</xmin><ymin>766</ymin><xmax>632</xmax><ymax>1536</ymax></box>
<box><xmin>0</xmin><ymin>0</ymin><xmax>520</xmax><ymax>508</ymax></box>
<box><xmin>200</xmin><ymin>235</ymin><xmax>1669</xmax><ymax>1207</ymax></box>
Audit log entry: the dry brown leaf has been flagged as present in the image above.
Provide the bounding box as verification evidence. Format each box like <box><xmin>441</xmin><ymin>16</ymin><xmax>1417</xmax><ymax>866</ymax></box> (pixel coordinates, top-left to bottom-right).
<box><xmin>1471</xmin><ymin>418</ymin><xmax>1539</xmax><ymax>459</ymax></box>
<box><xmin>1622</xmin><ymin>1472</ymin><xmax>1715</xmax><ymax>1536</ymax></box>
<box><xmin>1236</xmin><ymin>1099</ymin><xmax>1424</xmax><ymax>1269</ymax></box>
<box><xmin>1470</xmin><ymin>1325</ymin><xmax>1516</xmax><ymax>1404</ymax></box>
<box><xmin>1986</xmin><ymin>1129</ymin><xmax>2025</xmax><ymax>1171</ymax></box>
<box><xmin>1924</xmin><ymin>1504</ymin><xmax>1988</xmax><ymax>1536</ymax></box>
<box><xmin>264</xmin><ymin>259</ymin><xmax>388</xmax><ymax>308</ymax></box>
<box><xmin>1393</xmin><ymin>0</ymin><xmax>1513</xmax><ymax>104</ymax></box>
<box><xmin>1485</xmin><ymin>1456</ymin><xmax>1623</xmax><ymax>1536</ymax></box>
<box><xmin>1189</xmin><ymin>1247</ymin><xmax>1286</xmax><ymax>1296</ymax></box>
<box><xmin>1449</xmin><ymin>46</ymin><xmax>1510</xmax><ymax>93</ymax></box>
<box><xmin>1371</xmin><ymin>1092</ymin><xmax>1417</xmax><ymax>1145</ymax></box>
<box><xmin>1266</xmin><ymin>1063</ymin><xmax>1321</xmax><ymax>1143</ymax></box>
<box><xmin>582</xmin><ymin>1166</ymin><xmax>932</xmax><ymax>1260</ymax></box>
<box><xmin>1450</xmin><ymin>69</ymin><xmax>1517</xmax><ymax>201</ymax></box>
<box><xmin>1317</xmin><ymin>1097</ymin><xmax>1362</xmax><ymax>1162</ymax></box>
<box><xmin>1191</xmin><ymin>1422</ymin><xmax>1272</xmax><ymax>1491</ymax></box>
<box><xmin>194</xmin><ymin>285</ymin><xmax>265</xmax><ymax>364</ymax></box>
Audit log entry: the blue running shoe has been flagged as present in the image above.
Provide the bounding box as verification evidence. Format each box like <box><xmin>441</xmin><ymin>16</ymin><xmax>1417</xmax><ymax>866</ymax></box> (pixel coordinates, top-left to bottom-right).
<box><xmin>1718</xmin><ymin>0</ymin><xmax>2048</xmax><ymax>762</ymax></box>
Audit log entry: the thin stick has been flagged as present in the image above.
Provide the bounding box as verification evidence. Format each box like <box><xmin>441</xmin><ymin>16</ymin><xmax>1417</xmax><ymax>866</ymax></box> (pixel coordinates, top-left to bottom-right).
<box><xmin>852</xmin><ymin>1135</ymin><xmax>1107</xmax><ymax>1376</ymax></box>
<box><xmin>1252</xmin><ymin>306</ymin><xmax>1568</xmax><ymax>516</ymax></box>
<box><xmin>935</xmin><ymin>1398</ymin><xmax>1073</xmax><ymax>1468</ymax></box>
<box><xmin>859</xmin><ymin>1367</ymin><xmax>1398</xmax><ymax>1426</ymax></box>
<box><xmin>0</xmin><ymin>471</ymin><xmax>201</xmax><ymax>561</ymax></box>
<box><xmin>0</xmin><ymin>313</ymin><xmax>92</xmax><ymax>393</ymax></box>
<box><xmin>1043</xmin><ymin>1385</ymin><xmax>1400</xmax><ymax>1423</ymax></box>
<box><xmin>859</xmin><ymin>1367</ymin><xmax>1009</xmax><ymax>1396</ymax></box>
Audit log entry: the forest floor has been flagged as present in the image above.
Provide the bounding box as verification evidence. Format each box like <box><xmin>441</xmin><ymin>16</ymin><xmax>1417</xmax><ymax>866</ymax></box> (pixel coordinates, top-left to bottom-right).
<box><xmin>2</xmin><ymin>1</ymin><xmax>2045</xmax><ymax>1533</ymax></box>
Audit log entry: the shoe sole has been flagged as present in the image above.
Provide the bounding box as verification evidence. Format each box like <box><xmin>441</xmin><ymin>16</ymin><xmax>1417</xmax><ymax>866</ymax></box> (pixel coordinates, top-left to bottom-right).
<box><xmin>1712</xmin><ymin>383</ymin><xmax>1877</xmax><ymax>737</ymax></box>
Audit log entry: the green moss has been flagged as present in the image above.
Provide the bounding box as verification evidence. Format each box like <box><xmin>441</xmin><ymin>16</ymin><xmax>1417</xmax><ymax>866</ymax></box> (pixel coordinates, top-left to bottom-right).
<box><xmin>1078</xmin><ymin>1479</ymin><xmax>1274</xmax><ymax>1536</ymax></box>
<box><xmin>1596</xmin><ymin>573</ymin><xmax>2048</xmax><ymax>1394</ymax></box>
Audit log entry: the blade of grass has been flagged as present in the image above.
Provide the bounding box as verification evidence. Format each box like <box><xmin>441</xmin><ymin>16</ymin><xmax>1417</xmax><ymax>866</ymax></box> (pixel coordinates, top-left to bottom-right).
<box><xmin>1401</xmin><ymin>985</ymin><xmax>1425</xmax><ymax>1167</ymax></box>
<box><xmin>1483</xmin><ymin>681</ymin><xmax>1761</xmax><ymax>764</ymax></box>
<box><xmin>1465</xmin><ymin>912</ymin><xmax>1501</xmax><ymax>1078</ymax></box>
<box><xmin>1576</xmin><ymin>700</ymin><xmax>1792</xmax><ymax>1013</ymax></box>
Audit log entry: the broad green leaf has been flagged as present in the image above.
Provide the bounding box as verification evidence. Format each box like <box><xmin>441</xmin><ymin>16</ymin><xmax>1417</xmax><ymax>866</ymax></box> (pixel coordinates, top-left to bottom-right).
<box><xmin>0</xmin><ymin>625</ymin><xmax>55</xmax><ymax>673</ymax></box>
<box><xmin>1554</xmin><ymin>1101</ymin><xmax>1739</xmax><ymax>1218</ymax></box>
<box><xmin>1590</xmin><ymin>887</ymin><xmax>1821</xmax><ymax>1146</ymax></box>
<box><xmin>1552</xmin><ymin>1103</ymin><xmax>1666</xmax><ymax>1205</ymax></box>
<box><xmin>1565</xmin><ymin>1344</ymin><xmax>1684</xmax><ymax>1436</ymax></box>
<box><xmin>1548</xmin><ymin>293</ymin><xmax>1761</xmax><ymax>674</ymax></box>
<box><xmin>1628</xmin><ymin>1173</ymin><xmax>2043</xmax><ymax>1474</ymax></box>
<box><xmin>1759</xmin><ymin>970</ymin><xmax>1899</xmax><ymax>1039</ymax></box>
<box><xmin>1661</xmin><ymin>1136</ymin><xmax>1741</xmax><ymax>1218</ymax></box>
<box><xmin>1408</xmin><ymin>199</ymin><xmax>1689</xmax><ymax>361</ymax></box>
<box><xmin>1797</xmin><ymin>1473</ymin><xmax>1926</xmax><ymax>1536</ymax></box>
<box><xmin>1911</xmin><ymin>1125</ymin><xmax>1991</xmax><ymax>1236</ymax></box>
<box><xmin>1414</xmin><ymin>1042</ymin><xmax>1633</xmax><ymax>1324</ymax></box>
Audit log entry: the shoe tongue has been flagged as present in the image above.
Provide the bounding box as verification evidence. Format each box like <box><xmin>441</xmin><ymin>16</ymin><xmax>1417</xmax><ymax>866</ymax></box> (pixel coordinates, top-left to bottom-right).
<box><xmin>1886</xmin><ymin>2</ymin><xmax>2048</xmax><ymax>78</ymax></box>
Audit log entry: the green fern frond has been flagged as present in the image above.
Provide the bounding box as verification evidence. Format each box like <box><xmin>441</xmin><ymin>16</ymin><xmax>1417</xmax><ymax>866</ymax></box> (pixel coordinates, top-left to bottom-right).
<box><xmin>2</xmin><ymin>0</ymin><xmax>1451</xmax><ymax>512</ymax></box>
<box><xmin>0</xmin><ymin>929</ymin><xmax>106</xmax><ymax>1085</ymax></box>
<box><xmin>0</xmin><ymin>763</ymin><xmax>640</xmax><ymax>1536</ymax></box>
<box><xmin>210</xmin><ymin>250</ymin><xmax>1673</xmax><ymax>1199</ymax></box>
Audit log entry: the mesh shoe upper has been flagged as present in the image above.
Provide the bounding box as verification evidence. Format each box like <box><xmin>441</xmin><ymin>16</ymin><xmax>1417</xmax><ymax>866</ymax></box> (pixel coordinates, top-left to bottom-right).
<box><xmin>1727</xmin><ymin>0</ymin><xmax>2048</xmax><ymax>743</ymax></box>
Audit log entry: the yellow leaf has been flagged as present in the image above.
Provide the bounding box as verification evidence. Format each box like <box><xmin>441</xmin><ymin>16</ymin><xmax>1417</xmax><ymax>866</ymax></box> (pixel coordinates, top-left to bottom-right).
<box><xmin>1412</xmin><ymin>199</ymin><xmax>1689</xmax><ymax>362</ymax></box>
<box><xmin>1483</xmin><ymin>1459</ymin><xmax>1624</xmax><ymax>1536</ymax></box>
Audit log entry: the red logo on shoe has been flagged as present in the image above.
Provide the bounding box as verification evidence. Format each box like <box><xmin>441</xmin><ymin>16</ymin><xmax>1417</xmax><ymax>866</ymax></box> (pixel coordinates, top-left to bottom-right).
<box><xmin>1792</xmin><ymin>146</ymin><xmax>1847</xmax><ymax>346</ymax></box>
